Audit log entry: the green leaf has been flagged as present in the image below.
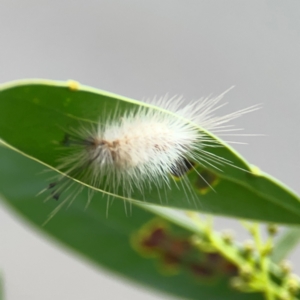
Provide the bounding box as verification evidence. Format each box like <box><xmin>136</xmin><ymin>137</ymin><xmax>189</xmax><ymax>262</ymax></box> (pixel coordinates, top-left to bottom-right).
<box><xmin>271</xmin><ymin>227</ymin><xmax>300</xmax><ymax>263</ymax></box>
<box><xmin>0</xmin><ymin>79</ymin><xmax>299</xmax><ymax>223</ymax></box>
<box><xmin>0</xmin><ymin>145</ymin><xmax>263</xmax><ymax>300</ymax></box>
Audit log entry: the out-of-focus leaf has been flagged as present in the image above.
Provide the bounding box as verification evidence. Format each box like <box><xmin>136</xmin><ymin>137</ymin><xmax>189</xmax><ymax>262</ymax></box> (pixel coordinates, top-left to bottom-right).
<box><xmin>271</xmin><ymin>227</ymin><xmax>300</xmax><ymax>263</ymax></box>
<box><xmin>0</xmin><ymin>145</ymin><xmax>263</xmax><ymax>300</ymax></box>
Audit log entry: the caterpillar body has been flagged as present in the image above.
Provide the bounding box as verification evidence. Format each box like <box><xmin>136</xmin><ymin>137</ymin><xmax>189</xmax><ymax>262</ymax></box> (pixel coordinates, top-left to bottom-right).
<box><xmin>46</xmin><ymin>89</ymin><xmax>259</xmax><ymax>218</ymax></box>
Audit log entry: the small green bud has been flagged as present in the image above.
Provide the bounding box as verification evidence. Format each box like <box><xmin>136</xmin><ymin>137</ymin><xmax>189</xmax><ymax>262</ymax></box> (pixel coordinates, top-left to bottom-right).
<box><xmin>240</xmin><ymin>265</ymin><xmax>253</xmax><ymax>282</ymax></box>
<box><xmin>287</xmin><ymin>275</ymin><xmax>299</xmax><ymax>295</ymax></box>
<box><xmin>190</xmin><ymin>234</ymin><xmax>215</xmax><ymax>252</ymax></box>
<box><xmin>243</xmin><ymin>240</ymin><xmax>255</xmax><ymax>253</ymax></box>
<box><xmin>221</xmin><ymin>230</ymin><xmax>234</xmax><ymax>244</ymax></box>
<box><xmin>279</xmin><ymin>260</ymin><xmax>292</xmax><ymax>275</ymax></box>
<box><xmin>278</xmin><ymin>291</ymin><xmax>289</xmax><ymax>300</ymax></box>
<box><xmin>267</xmin><ymin>224</ymin><xmax>279</xmax><ymax>236</ymax></box>
<box><xmin>230</xmin><ymin>277</ymin><xmax>245</xmax><ymax>290</ymax></box>
<box><xmin>242</xmin><ymin>240</ymin><xmax>255</xmax><ymax>256</ymax></box>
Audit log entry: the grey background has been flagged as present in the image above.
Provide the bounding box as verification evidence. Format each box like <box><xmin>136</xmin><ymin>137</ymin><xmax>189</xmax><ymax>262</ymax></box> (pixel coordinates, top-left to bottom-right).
<box><xmin>0</xmin><ymin>1</ymin><xmax>300</xmax><ymax>299</ymax></box>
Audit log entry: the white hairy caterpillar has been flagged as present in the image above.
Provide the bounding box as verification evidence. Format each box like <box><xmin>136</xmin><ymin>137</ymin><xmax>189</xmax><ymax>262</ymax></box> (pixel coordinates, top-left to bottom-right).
<box><xmin>45</xmin><ymin>89</ymin><xmax>259</xmax><ymax>218</ymax></box>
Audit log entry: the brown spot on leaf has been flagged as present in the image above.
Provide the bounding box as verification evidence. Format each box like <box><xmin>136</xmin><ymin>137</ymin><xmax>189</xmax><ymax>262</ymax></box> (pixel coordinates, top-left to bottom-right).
<box><xmin>190</xmin><ymin>263</ymin><xmax>214</xmax><ymax>278</ymax></box>
<box><xmin>142</xmin><ymin>227</ymin><xmax>167</xmax><ymax>249</ymax></box>
<box><xmin>195</xmin><ymin>169</ymin><xmax>219</xmax><ymax>194</ymax></box>
<box><xmin>170</xmin><ymin>158</ymin><xmax>195</xmax><ymax>178</ymax></box>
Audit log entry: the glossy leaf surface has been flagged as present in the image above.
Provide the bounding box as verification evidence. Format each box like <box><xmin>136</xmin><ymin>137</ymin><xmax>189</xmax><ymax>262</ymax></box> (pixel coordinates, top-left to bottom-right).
<box><xmin>0</xmin><ymin>80</ymin><xmax>299</xmax><ymax>223</ymax></box>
